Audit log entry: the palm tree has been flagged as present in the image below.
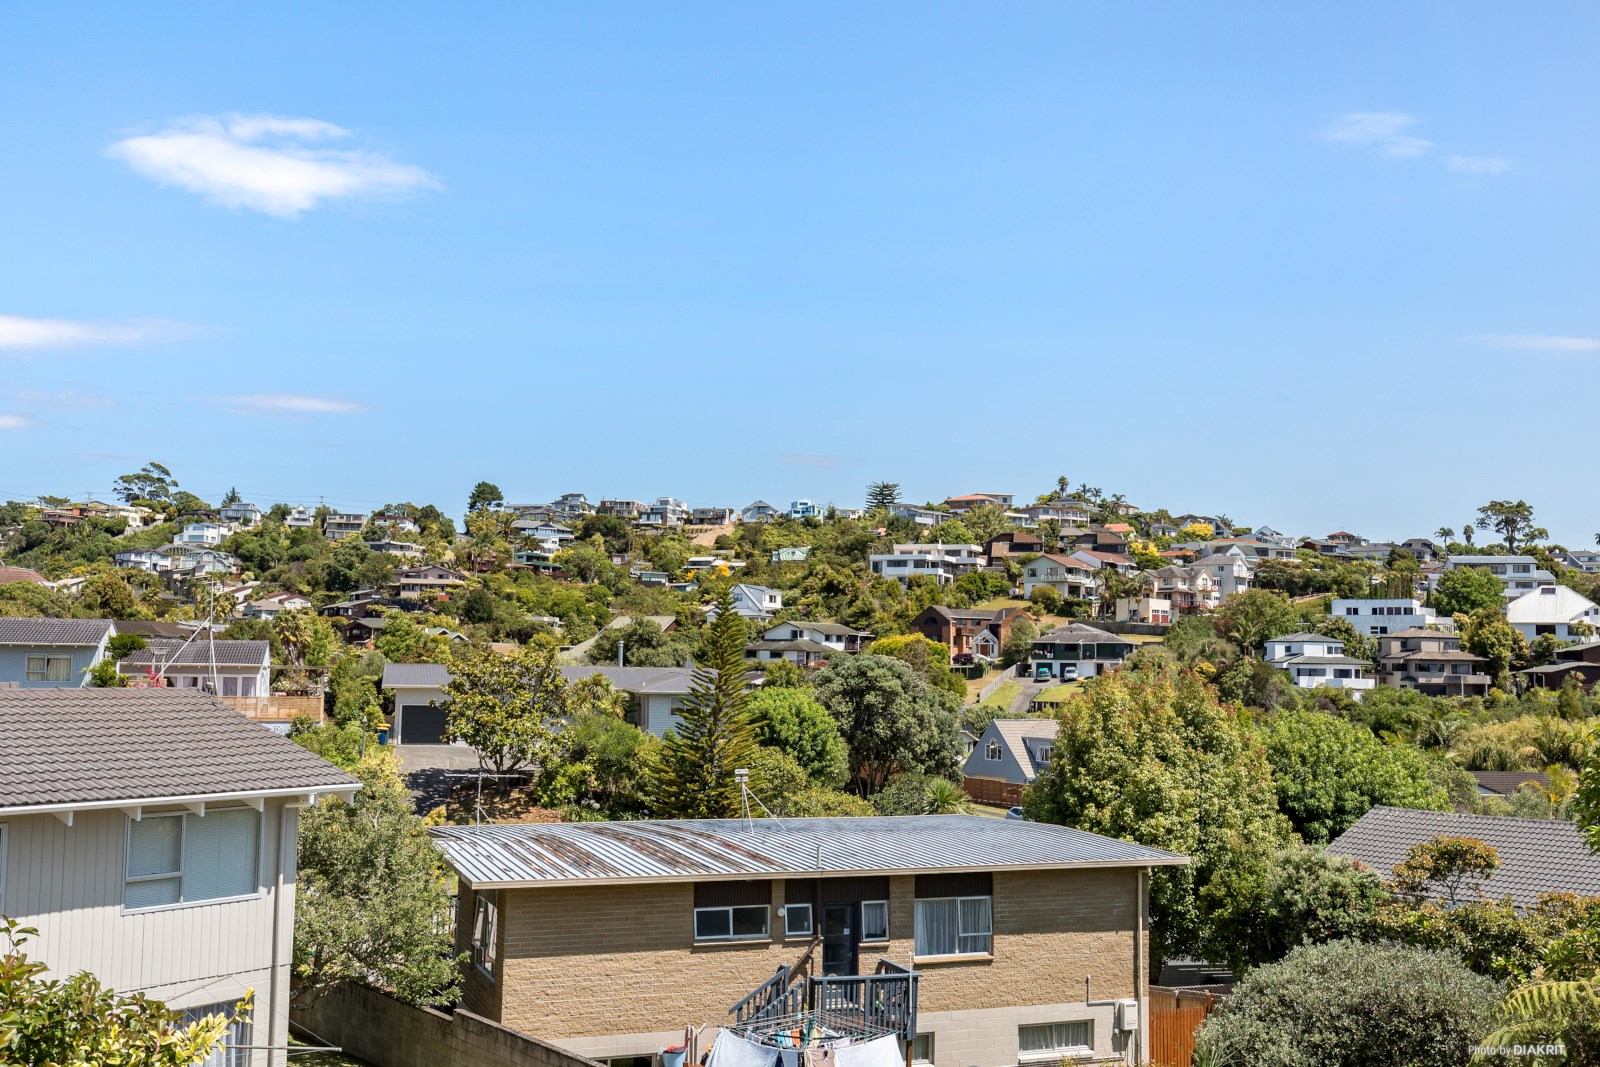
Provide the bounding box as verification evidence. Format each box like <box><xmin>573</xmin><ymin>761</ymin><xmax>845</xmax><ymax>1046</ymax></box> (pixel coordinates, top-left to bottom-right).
<box><xmin>923</xmin><ymin>778</ymin><xmax>972</xmax><ymax>815</ymax></box>
<box><xmin>1435</xmin><ymin>527</ymin><xmax>1454</xmax><ymax>544</ymax></box>
<box><xmin>1462</xmin><ymin>523</ymin><xmax>1475</xmax><ymax>546</ymax></box>
<box><xmin>1055</xmin><ymin>475</ymin><xmax>1071</xmax><ymax>500</ymax></box>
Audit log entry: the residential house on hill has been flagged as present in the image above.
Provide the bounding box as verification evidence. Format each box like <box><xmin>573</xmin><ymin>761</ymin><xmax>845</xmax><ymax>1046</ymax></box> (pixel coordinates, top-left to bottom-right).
<box><xmin>1252</xmin><ymin>526</ymin><xmax>1296</xmax><ymax>548</ymax></box>
<box><xmin>771</xmin><ymin>545</ymin><xmax>812</xmax><ymax>563</ymax></box>
<box><xmin>1028</xmin><ymin>623</ymin><xmax>1135</xmax><ymax>680</ymax></box>
<box><xmin>1189</xmin><ymin>554</ymin><xmax>1252</xmax><ymax>598</ymax></box>
<box><xmin>786</xmin><ymin>499</ymin><xmax>823</xmax><ymax>520</ymax></box>
<box><xmin>1375</xmin><ymin>628</ymin><xmax>1491</xmax><ymax>697</ymax></box>
<box><xmin>985</xmin><ymin>531</ymin><xmax>1045</xmax><ymax>564</ymax></box>
<box><xmin>0</xmin><ymin>564</ymin><xmax>48</xmax><ymax>585</ymax></box>
<box><xmin>1519</xmin><ymin>640</ymin><xmax>1600</xmax><ymax>693</ymax></box>
<box><xmin>431</xmin><ymin>814</ymin><xmax>1186</xmax><ymax>1067</ymax></box>
<box><xmin>943</xmin><ymin>493</ymin><xmax>1004</xmax><ymax>513</ymax></box>
<box><xmin>890</xmin><ymin>503</ymin><xmax>950</xmax><ymax>527</ymax></box>
<box><xmin>869</xmin><ymin>543</ymin><xmax>983</xmax><ymax>585</ymax></box>
<box><xmin>390</xmin><ymin>563</ymin><xmax>466</xmax><ymax>600</ymax></box>
<box><xmin>284</xmin><ymin>505</ymin><xmax>317</xmax><ymax>529</ymax></box>
<box><xmin>962</xmin><ymin>719</ymin><xmax>1059</xmax><ymax>806</ymax></box>
<box><xmin>1440</xmin><ymin>555</ymin><xmax>1556</xmax><ymax>600</ymax></box>
<box><xmin>370</xmin><ymin>513</ymin><xmax>421</xmax><ymax>535</ymax></box>
<box><xmin>1020</xmin><ymin>554</ymin><xmax>1097</xmax><ymax>601</ymax></box>
<box><xmin>600</xmin><ymin>499</ymin><xmax>646</xmax><ymax>520</ymax></box>
<box><xmin>1330</xmin><ymin>597</ymin><xmax>1441</xmax><ymax>637</ymax></box>
<box><xmin>240</xmin><ymin>591</ymin><xmax>313</xmax><ymax>620</ymax></box>
<box><xmin>1142</xmin><ymin>565</ymin><xmax>1220</xmax><ymax>615</ymax></box>
<box><xmin>380</xmin><ymin>662</ymin><xmax>454</xmax><ymax>744</ymax></box>
<box><xmin>511</xmin><ymin>518</ymin><xmax>574</xmax><ymax>546</ymax></box>
<box><xmin>1329</xmin><ymin>807</ymin><xmax>1600</xmax><ymax>909</ymax></box>
<box><xmin>692</xmin><ymin>506</ymin><xmax>735</xmax><ymax>525</ymax></box>
<box><xmin>1562</xmin><ymin>549</ymin><xmax>1600</xmax><ymax>574</ymax></box>
<box><xmin>1113</xmin><ymin>596</ymin><xmax>1173</xmax><ymax>625</ymax></box>
<box><xmin>322</xmin><ymin>512</ymin><xmax>368</xmax><ymax>540</ymax></box>
<box><xmin>115</xmin><ymin>548</ymin><xmax>172</xmax><ymax>573</ymax></box>
<box><xmin>1065</xmin><ymin>527</ymin><xmax>1129</xmax><ymax>555</ymax></box>
<box><xmin>1506</xmin><ymin>585</ymin><xmax>1600</xmax><ymax>643</ymax></box>
<box><xmin>0</xmin><ymin>687</ymin><xmax>358</xmax><ymax>1067</ymax></box>
<box><xmin>911</xmin><ymin>605</ymin><xmax>1025</xmax><ymax>659</ymax></box>
<box><xmin>0</xmin><ymin>617</ymin><xmax>113</xmax><ymax>687</ymax></box>
<box><xmin>759</xmin><ymin>619</ymin><xmax>872</xmax><ymax>654</ymax></box>
<box><xmin>708</xmin><ymin>583</ymin><xmax>784</xmax><ymax>623</ymax></box>
<box><xmin>739</xmin><ymin>500</ymin><xmax>778</xmax><ymax>523</ymax></box>
<box><xmin>117</xmin><ymin>639</ymin><xmax>272</xmax><ymax>702</ymax></box>
<box><xmin>1023</xmin><ymin>499</ymin><xmax>1092</xmax><ymax>526</ymax></box>
<box><xmin>171</xmin><ymin>522</ymin><xmax>228</xmax><ymax>547</ymax></box>
<box><xmin>1263</xmin><ymin>633</ymin><xmax>1374</xmax><ymax>696</ymax></box>
<box><xmin>639</xmin><ymin>497</ymin><xmax>688</xmax><ymax>527</ymax></box>
<box><xmin>218</xmin><ymin>502</ymin><xmax>263</xmax><ymax>528</ymax></box>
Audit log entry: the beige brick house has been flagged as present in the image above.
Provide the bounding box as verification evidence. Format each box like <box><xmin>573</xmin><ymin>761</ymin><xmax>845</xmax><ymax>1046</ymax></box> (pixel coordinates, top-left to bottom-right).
<box><xmin>430</xmin><ymin>815</ymin><xmax>1185</xmax><ymax>1067</ymax></box>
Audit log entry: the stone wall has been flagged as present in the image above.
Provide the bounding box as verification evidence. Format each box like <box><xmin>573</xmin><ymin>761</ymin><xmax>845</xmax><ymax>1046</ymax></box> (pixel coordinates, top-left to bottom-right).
<box><xmin>292</xmin><ymin>981</ymin><xmax>602</xmax><ymax>1067</ymax></box>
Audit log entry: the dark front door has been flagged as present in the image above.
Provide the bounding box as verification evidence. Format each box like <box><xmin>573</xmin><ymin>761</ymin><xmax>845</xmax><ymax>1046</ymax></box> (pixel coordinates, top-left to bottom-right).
<box><xmin>821</xmin><ymin>903</ymin><xmax>858</xmax><ymax>976</ymax></box>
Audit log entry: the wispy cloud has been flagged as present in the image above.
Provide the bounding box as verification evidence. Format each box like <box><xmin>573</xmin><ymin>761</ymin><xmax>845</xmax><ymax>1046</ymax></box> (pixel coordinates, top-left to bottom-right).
<box><xmin>213</xmin><ymin>392</ymin><xmax>366</xmax><ymax>416</ymax></box>
<box><xmin>0</xmin><ymin>415</ymin><xmax>28</xmax><ymax>430</ymax></box>
<box><xmin>780</xmin><ymin>453</ymin><xmax>849</xmax><ymax>470</ymax></box>
<box><xmin>1322</xmin><ymin>112</ymin><xmax>1433</xmax><ymax>159</ymax></box>
<box><xmin>0</xmin><ymin>314</ymin><xmax>200</xmax><ymax>351</ymax></box>
<box><xmin>109</xmin><ymin>114</ymin><xmax>441</xmax><ymax>217</ymax></box>
<box><xmin>1448</xmin><ymin>155</ymin><xmax>1511</xmax><ymax>175</ymax></box>
<box><xmin>1468</xmin><ymin>334</ymin><xmax>1600</xmax><ymax>353</ymax></box>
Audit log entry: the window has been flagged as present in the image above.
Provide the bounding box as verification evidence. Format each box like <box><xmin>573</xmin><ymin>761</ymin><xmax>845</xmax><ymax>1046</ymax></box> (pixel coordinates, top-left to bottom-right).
<box><xmin>911</xmin><ymin>1034</ymin><xmax>934</xmax><ymax>1065</ymax></box>
<box><xmin>914</xmin><ymin>896</ymin><xmax>992</xmax><ymax>957</ymax></box>
<box><xmin>25</xmin><ymin>655</ymin><xmax>72</xmax><ymax>682</ymax></box>
<box><xmin>1035</xmin><ymin>745</ymin><xmax>1053</xmax><ymax>766</ymax></box>
<box><xmin>784</xmin><ymin>902</ymin><xmax>814</xmax><ymax>937</ymax></box>
<box><xmin>694</xmin><ymin>905</ymin><xmax>770</xmax><ymax>942</ymax></box>
<box><xmin>124</xmin><ymin>807</ymin><xmax>260</xmax><ymax>910</ymax></box>
<box><xmin>472</xmin><ymin>893</ymin><xmax>499</xmax><ymax>974</ymax></box>
<box><xmin>861</xmin><ymin>900</ymin><xmax>889</xmax><ymax>942</ymax></box>
<box><xmin>181</xmin><ymin>1002</ymin><xmax>250</xmax><ymax>1067</ymax></box>
<box><xmin>985</xmin><ymin>740</ymin><xmax>1001</xmax><ymax>761</ymax></box>
<box><xmin>1018</xmin><ymin>1021</ymin><xmax>1093</xmax><ymax>1060</ymax></box>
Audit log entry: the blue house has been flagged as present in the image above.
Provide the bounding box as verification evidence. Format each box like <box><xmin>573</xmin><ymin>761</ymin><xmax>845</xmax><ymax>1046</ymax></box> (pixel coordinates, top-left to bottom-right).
<box><xmin>0</xmin><ymin>618</ymin><xmax>114</xmax><ymax>687</ymax></box>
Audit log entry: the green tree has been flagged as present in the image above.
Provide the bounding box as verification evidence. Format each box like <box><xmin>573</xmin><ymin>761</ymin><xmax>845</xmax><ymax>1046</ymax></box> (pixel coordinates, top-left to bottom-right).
<box><xmin>1432</xmin><ymin>565</ymin><xmax>1507</xmax><ymax>616</ymax></box>
<box><xmin>585</xmin><ymin>617</ymin><xmax>695</xmax><ymax>667</ymax></box>
<box><xmin>1027</xmin><ymin>584</ymin><xmax>1062</xmax><ymax>615</ymax></box>
<box><xmin>748</xmin><ymin>687</ymin><xmax>849</xmax><ymax>787</ymax></box>
<box><xmin>1259</xmin><ymin>709</ymin><xmax>1452</xmax><ymax>843</ymax></box>
<box><xmin>441</xmin><ymin>640</ymin><xmax>566</xmax><ymax>774</ymax></box>
<box><xmin>652</xmin><ymin>586</ymin><xmax>760</xmax><ymax>818</ymax></box>
<box><xmin>1194</xmin><ymin>940</ymin><xmax>1499</xmax><ymax>1067</ymax></box>
<box><xmin>373</xmin><ymin>610</ymin><xmax>451</xmax><ymax>664</ymax></box>
<box><xmin>1390</xmin><ymin>835</ymin><xmax>1501</xmax><ymax>906</ymax></box>
<box><xmin>865</xmin><ymin>481</ymin><xmax>901</xmax><ymax>511</ymax></box>
<box><xmin>1460</xmin><ymin>608</ymin><xmax>1529</xmax><ymax>683</ymax></box>
<box><xmin>864</xmin><ymin>633</ymin><xmax>966</xmax><ymax>698</ymax></box>
<box><xmin>293</xmin><ymin>752</ymin><xmax>461</xmax><ymax>1008</ymax></box>
<box><xmin>1476</xmin><ymin>499</ymin><xmax>1547</xmax><ymax>553</ymax></box>
<box><xmin>113</xmin><ymin>461</ymin><xmax>177</xmax><ymax>505</ymax></box>
<box><xmin>0</xmin><ymin>918</ymin><xmax>238</xmax><ymax>1066</ymax></box>
<box><xmin>871</xmin><ymin>772</ymin><xmax>972</xmax><ymax>815</ymax></box>
<box><xmin>536</xmin><ymin>712</ymin><xmax>658</xmax><ymax>816</ymax></box>
<box><xmin>1023</xmin><ymin>664</ymin><xmax>1290</xmax><ymax>964</ymax></box>
<box><xmin>1000</xmin><ymin>616</ymin><xmax>1038</xmax><ymax>667</ymax></box>
<box><xmin>466</xmin><ymin>481</ymin><xmax>504</xmax><ymax>513</ymax></box>
<box><xmin>1214</xmin><ymin>589</ymin><xmax>1301</xmax><ymax>652</ymax></box>
<box><xmin>812</xmin><ymin>653</ymin><xmax>962</xmax><ymax>795</ymax></box>
<box><xmin>1206</xmin><ymin>845</ymin><xmax>1388</xmax><ymax>973</ymax></box>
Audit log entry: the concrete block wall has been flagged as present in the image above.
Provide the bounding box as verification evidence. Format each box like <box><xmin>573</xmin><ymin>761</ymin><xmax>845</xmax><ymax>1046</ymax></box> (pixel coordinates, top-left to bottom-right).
<box><xmin>292</xmin><ymin>981</ymin><xmax>601</xmax><ymax>1067</ymax></box>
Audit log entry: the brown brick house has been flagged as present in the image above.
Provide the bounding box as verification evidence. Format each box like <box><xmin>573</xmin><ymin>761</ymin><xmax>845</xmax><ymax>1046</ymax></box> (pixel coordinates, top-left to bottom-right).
<box><xmin>431</xmin><ymin>816</ymin><xmax>1185</xmax><ymax>1067</ymax></box>
<box><xmin>911</xmin><ymin>606</ymin><xmax>1028</xmax><ymax>658</ymax></box>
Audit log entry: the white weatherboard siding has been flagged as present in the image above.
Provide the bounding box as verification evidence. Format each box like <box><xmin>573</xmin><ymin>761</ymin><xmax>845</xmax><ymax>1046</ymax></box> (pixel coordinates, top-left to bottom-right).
<box><xmin>645</xmin><ymin>694</ymin><xmax>685</xmax><ymax>736</ymax></box>
<box><xmin>1</xmin><ymin>801</ymin><xmax>299</xmax><ymax>1067</ymax></box>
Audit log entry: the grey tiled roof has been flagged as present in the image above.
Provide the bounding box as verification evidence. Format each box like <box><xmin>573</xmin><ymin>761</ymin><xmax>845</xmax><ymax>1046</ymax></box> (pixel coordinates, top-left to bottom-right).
<box><xmin>1327</xmin><ymin>805</ymin><xmax>1600</xmax><ymax>909</ymax></box>
<box><xmin>0</xmin><ymin>688</ymin><xmax>357</xmax><ymax>810</ymax></box>
<box><xmin>120</xmin><ymin>639</ymin><xmax>269</xmax><ymax>668</ymax></box>
<box><xmin>433</xmin><ymin>813</ymin><xmax>1188</xmax><ymax>886</ymax></box>
<box><xmin>383</xmin><ymin>663</ymin><xmax>701</xmax><ymax>695</ymax></box>
<box><xmin>383</xmin><ymin>662</ymin><xmax>452</xmax><ymax>688</ymax></box>
<box><xmin>1470</xmin><ymin>771</ymin><xmax>1552</xmax><ymax>796</ymax></box>
<box><xmin>0</xmin><ymin>617</ymin><xmax>113</xmax><ymax>647</ymax></box>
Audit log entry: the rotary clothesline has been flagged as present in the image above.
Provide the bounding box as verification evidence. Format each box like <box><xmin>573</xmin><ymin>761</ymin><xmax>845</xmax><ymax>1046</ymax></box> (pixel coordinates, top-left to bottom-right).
<box><xmin>705</xmin><ymin>1027</ymin><xmax>903</xmax><ymax>1067</ymax></box>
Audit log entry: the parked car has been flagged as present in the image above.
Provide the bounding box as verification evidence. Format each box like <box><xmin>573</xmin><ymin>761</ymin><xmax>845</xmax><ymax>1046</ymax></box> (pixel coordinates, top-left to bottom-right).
<box><xmin>1005</xmin><ymin>806</ymin><xmax>1027</xmax><ymax>821</ymax></box>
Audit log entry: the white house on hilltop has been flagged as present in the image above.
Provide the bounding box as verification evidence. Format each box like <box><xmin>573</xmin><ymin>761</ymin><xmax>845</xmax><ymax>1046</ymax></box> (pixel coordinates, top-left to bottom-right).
<box><xmin>1507</xmin><ymin>586</ymin><xmax>1600</xmax><ymax>643</ymax></box>
<box><xmin>1330</xmin><ymin>598</ymin><xmax>1442</xmax><ymax>638</ymax></box>
<box><xmin>1263</xmin><ymin>633</ymin><xmax>1374</xmax><ymax>696</ymax></box>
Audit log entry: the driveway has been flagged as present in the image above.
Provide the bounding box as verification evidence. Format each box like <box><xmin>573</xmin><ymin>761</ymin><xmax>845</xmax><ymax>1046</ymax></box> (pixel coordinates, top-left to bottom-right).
<box><xmin>1009</xmin><ymin>678</ymin><xmax>1048</xmax><ymax>713</ymax></box>
<box><xmin>393</xmin><ymin>743</ymin><xmax>481</xmax><ymax>813</ymax></box>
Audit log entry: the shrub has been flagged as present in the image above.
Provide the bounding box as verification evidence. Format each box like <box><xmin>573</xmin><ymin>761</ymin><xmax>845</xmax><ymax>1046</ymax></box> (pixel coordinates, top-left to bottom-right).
<box><xmin>1194</xmin><ymin>940</ymin><xmax>1499</xmax><ymax>1067</ymax></box>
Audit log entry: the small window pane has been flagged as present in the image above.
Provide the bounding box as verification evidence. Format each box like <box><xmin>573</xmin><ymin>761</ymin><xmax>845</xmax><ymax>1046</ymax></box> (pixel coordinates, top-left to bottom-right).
<box><xmin>911</xmin><ymin>1034</ymin><xmax>934</xmax><ymax>1065</ymax></box>
<box><xmin>731</xmin><ymin>905</ymin><xmax>769</xmax><ymax>938</ymax></box>
<box><xmin>861</xmin><ymin>900</ymin><xmax>889</xmax><ymax>942</ymax></box>
<box><xmin>183</xmin><ymin>808</ymin><xmax>260</xmax><ymax>902</ymax></box>
<box><xmin>46</xmin><ymin>657</ymin><xmax>73</xmax><ymax>681</ymax></box>
<box><xmin>128</xmin><ymin>816</ymin><xmax>183</xmax><ymax>879</ymax></box>
<box><xmin>695</xmin><ymin>909</ymin><xmax>732</xmax><ymax>939</ymax></box>
<box><xmin>125</xmin><ymin>875</ymin><xmax>183</xmax><ymax>909</ymax></box>
<box><xmin>1019</xmin><ymin>1021</ymin><xmax>1092</xmax><ymax>1056</ymax></box>
<box><xmin>915</xmin><ymin>899</ymin><xmax>958</xmax><ymax>956</ymax></box>
<box><xmin>785</xmin><ymin>903</ymin><xmax>813</xmax><ymax>937</ymax></box>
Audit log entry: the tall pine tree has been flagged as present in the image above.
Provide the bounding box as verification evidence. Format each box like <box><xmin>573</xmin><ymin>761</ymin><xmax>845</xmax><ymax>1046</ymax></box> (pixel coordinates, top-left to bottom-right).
<box><xmin>652</xmin><ymin>587</ymin><xmax>759</xmax><ymax>817</ymax></box>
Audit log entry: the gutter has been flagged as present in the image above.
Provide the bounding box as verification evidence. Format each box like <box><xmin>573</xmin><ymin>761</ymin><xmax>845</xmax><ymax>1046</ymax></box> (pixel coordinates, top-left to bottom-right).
<box><xmin>0</xmin><ymin>783</ymin><xmax>361</xmax><ymax>824</ymax></box>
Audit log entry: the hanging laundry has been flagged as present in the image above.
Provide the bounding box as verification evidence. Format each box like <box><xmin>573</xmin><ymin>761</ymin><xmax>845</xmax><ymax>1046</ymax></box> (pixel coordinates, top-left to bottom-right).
<box><xmin>707</xmin><ymin>1029</ymin><xmax>780</xmax><ymax>1067</ymax></box>
<box><xmin>832</xmin><ymin>1035</ymin><xmax>903</xmax><ymax>1067</ymax></box>
<box><xmin>802</xmin><ymin>1045</ymin><xmax>835</xmax><ymax>1067</ymax></box>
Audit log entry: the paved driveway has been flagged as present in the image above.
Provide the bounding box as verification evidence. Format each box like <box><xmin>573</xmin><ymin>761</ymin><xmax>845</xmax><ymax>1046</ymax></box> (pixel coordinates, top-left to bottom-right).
<box><xmin>393</xmin><ymin>743</ymin><xmax>481</xmax><ymax>813</ymax></box>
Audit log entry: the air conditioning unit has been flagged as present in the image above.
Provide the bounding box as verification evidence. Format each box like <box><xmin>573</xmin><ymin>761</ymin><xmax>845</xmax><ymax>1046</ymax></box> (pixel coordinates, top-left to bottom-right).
<box><xmin>1116</xmin><ymin>1000</ymin><xmax>1139</xmax><ymax>1031</ymax></box>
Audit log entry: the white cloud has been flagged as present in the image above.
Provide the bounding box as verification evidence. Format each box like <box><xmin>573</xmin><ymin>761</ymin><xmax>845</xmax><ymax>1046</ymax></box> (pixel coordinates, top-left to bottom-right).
<box><xmin>0</xmin><ymin>314</ymin><xmax>198</xmax><ymax>351</ymax></box>
<box><xmin>1469</xmin><ymin>334</ymin><xmax>1600</xmax><ymax>353</ymax></box>
<box><xmin>0</xmin><ymin>415</ymin><xmax>27</xmax><ymax>430</ymax></box>
<box><xmin>109</xmin><ymin>114</ymin><xmax>441</xmax><ymax>217</ymax></box>
<box><xmin>1448</xmin><ymin>155</ymin><xmax>1511</xmax><ymax>174</ymax></box>
<box><xmin>214</xmin><ymin>393</ymin><xmax>365</xmax><ymax>415</ymax></box>
<box><xmin>1322</xmin><ymin>112</ymin><xmax>1433</xmax><ymax>159</ymax></box>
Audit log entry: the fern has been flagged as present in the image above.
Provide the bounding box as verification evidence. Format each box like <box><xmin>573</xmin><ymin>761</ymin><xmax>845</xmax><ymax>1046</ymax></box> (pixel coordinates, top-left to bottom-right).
<box><xmin>1474</xmin><ymin>979</ymin><xmax>1599</xmax><ymax>1064</ymax></box>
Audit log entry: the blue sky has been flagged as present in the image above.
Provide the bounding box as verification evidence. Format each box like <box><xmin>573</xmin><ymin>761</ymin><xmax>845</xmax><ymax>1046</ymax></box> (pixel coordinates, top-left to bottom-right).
<box><xmin>3</xmin><ymin>3</ymin><xmax>1597</xmax><ymax>543</ymax></box>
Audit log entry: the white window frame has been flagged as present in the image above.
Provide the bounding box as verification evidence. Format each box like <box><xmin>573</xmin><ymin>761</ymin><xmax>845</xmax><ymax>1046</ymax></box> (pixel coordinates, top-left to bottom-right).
<box><xmin>911</xmin><ymin>1034</ymin><xmax>934</xmax><ymax>1065</ymax></box>
<box><xmin>784</xmin><ymin>902</ymin><xmax>814</xmax><ymax>938</ymax></box>
<box><xmin>1017</xmin><ymin>1021</ymin><xmax>1094</xmax><ymax>1061</ymax></box>
<box><xmin>25</xmin><ymin>654</ymin><xmax>73</xmax><ymax>682</ymax></box>
<box><xmin>860</xmin><ymin>899</ymin><xmax>889</xmax><ymax>943</ymax></box>
<box><xmin>985</xmin><ymin>740</ymin><xmax>1001</xmax><ymax>761</ymax></box>
<box><xmin>914</xmin><ymin>895</ymin><xmax>992</xmax><ymax>958</ymax></box>
<box><xmin>123</xmin><ymin>807</ymin><xmax>263</xmax><ymax>913</ymax></box>
<box><xmin>472</xmin><ymin>893</ymin><xmax>499</xmax><ymax>976</ymax></box>
<box><xmin>693</xmin><ymin>904</ymin><xmax>770</xmax><ymax>942</ymax></box>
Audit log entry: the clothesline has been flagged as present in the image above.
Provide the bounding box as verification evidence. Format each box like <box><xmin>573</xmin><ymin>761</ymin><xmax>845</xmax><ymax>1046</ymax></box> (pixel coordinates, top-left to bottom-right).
<box><xmin>705</xmin><ymin>1028</ymin><xmax>903</xmax><ymax>1067</ymax></box>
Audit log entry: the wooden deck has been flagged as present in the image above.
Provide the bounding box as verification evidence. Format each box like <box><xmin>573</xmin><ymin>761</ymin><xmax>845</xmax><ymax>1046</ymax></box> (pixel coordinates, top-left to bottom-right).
<box><xmin>216</xmin><ymin>693</ymin><xmax>325</xmax><ymax>722</ymax></box>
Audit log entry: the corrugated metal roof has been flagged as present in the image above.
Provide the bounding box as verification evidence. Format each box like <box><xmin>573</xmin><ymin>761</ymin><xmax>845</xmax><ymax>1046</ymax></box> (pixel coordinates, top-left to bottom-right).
<box><xmin>432</xmin><ymin>814</ymin><xmax>1187</xmax><ymax>887</ymax></box>
<box><xmin>120</xmin><ymin>638</ymin><xmax>269</xmax><ymax>668</ymax></box>
<box><xmin>0</xmin><ymin>617</ymin><xmax>113</xmax><ymax>647</ymax></box>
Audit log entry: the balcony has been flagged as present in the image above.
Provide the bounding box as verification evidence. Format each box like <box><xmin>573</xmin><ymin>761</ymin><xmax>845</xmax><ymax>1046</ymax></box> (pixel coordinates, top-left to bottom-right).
<box><xmin>732</xmin><ymin>958</ymin><xmax>919</xmax><ymax>1043</ymax></box>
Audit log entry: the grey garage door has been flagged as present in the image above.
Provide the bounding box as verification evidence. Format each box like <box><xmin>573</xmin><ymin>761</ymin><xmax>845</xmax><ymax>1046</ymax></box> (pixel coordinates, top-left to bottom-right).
<box><xmin>398</xmin><ymin>703</ymin><xmax>448</xmax><ymax>744</ymax></box>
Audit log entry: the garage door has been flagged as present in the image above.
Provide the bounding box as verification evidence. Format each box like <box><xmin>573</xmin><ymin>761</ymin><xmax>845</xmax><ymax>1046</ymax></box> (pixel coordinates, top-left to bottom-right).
<box><xmin>398</xmin><ymin>704</ymin><xmax>448</xmax><ymax>744</ymax></box>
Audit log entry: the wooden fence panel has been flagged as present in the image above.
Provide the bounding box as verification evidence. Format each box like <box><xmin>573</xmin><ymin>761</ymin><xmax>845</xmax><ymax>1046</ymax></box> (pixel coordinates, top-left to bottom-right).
<box><xmin>1148</xmin><ymin>986</ymin><xmax>1224</xmax><ymax>1067</ymax></box>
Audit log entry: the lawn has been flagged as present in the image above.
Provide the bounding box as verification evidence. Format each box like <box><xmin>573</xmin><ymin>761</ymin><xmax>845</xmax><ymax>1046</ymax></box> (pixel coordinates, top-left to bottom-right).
<box><xmin>978</xmin><ymin>680</ymin><xmax>1022</xmax><ymax>709</ymax></box>
<box><xmin>290</xmin><ymin>1042</ymin><xmax>373</xmax><ymax>1067</ymax></box>
<box><xmin>1033</xmin><ymin>681</ymin><xmax>1082</xmax><ymax>704</ymax></box>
